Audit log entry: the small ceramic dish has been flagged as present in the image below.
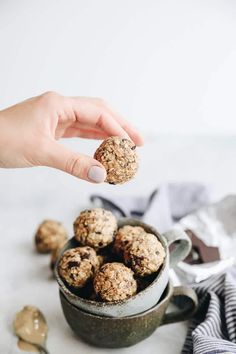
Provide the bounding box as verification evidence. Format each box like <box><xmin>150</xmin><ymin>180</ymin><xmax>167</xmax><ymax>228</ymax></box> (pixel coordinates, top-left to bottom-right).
<box><xmin>55</xmin><ymin>218</ymin><xmax>191</xmax><ymax>317</ymax></box>
<box><xmin>59</xmin><ymin>280</ymin><xmax>198</xmax><ymax>348</ymax></box>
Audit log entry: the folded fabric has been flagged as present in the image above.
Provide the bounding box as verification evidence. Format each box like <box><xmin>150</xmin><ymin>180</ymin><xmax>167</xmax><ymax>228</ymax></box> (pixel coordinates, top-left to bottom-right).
<box><xmin>176</xmin><ymin>258</ymin><xmax>235</xmax><ymax>284</ymax></box>
<box><xmin>90</xmin><ymin>185</ymin><xmax>236</xmax><ymax>284</ymax></box>
<box><xmin>182</xmin><ymin>268</ymin><xmax>236</xmax><ymax>354</ymax></box>
<box><xmin>90</xmin><ymin>183</ymin><xmax>210</xmax><ymax>233</ymax></box>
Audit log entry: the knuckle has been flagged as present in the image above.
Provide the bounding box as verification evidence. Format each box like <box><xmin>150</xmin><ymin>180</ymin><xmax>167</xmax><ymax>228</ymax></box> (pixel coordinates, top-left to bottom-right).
<box><xmin>42</xmin><ymin>90</ymin><xmax>60</xmax><ymax>99</ymax></box>
<box><xmin>95</xmin><ymin>113</ymin><xmax>105</xmax><ymax>129</ymax></box>
<box><xmin>65</xmin><ymin>156</ymin><xmax>85</xmax><ymax>178</ymax></box>
<box><xmin>94</xmin><ymin>97</ymin><xmax>107</xmax><ymax>107</ymax></box>
<box><xmin>38</xmin><ymin>91</ymin><xmax>61</xmax><ymax>106</ymax></box>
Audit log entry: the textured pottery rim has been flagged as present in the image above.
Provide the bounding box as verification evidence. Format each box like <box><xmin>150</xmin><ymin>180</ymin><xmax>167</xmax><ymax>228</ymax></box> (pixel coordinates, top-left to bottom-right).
<box><xmin>55</xmin><ymin>218</ymin><xmax>168</xmax><ymax>309</ymax></box>
<box><xmin>59</xmin><ymin>281</ymin><xmax>172</xmax><ymax>320</ymax></box>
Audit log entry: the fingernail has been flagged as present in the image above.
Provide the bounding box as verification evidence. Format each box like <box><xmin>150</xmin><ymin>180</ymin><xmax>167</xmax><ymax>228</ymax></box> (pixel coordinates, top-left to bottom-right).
<box><xmin>88</xmin><ymin>166</ymin><xmax>106</xmax><ymax>183</ymax></box>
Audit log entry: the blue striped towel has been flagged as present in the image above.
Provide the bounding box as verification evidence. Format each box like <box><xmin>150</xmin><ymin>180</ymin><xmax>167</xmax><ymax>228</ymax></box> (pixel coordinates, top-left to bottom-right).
<box><xmin>182</xmin><ymin>268</ymin><xmax>236</xmax><ymax>354</ymax></box>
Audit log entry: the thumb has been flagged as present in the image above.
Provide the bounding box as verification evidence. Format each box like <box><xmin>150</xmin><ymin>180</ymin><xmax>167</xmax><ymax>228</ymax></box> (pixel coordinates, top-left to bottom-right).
<box><xmin>43</xmin><ymin>141</ymin><xmax>107</xmax><ymax>183</ymax></box>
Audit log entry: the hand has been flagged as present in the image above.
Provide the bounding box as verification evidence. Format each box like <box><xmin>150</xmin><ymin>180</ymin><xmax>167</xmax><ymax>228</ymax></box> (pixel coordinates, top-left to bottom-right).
<box><xmin>0</xmin><ymin>92</ymin><xmax>143</xmax><ymax>183</ymax></box>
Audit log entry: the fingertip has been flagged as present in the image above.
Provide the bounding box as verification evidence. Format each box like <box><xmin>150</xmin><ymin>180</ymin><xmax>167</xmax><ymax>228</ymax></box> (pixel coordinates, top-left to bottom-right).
<box><xmin>129</xmin><ymin>131</ymin><xmax>144</xmax><ymax>146</ymax></box>
<box><xmin>117</xmin><ymin>128</ymin><xmax>144</xmax><ymax>146</ymax></box>
<box><xmin>136</xmin><ymin>135</ymin><xmax>145</xmax><ymax>146</ymax></box>
<box><xmin>119</xmin><ymin>130</ymin><xmax>130</xmax><ymax>140</ymax></box>
<box><xmin>88</xmin><ymin>164</ymin><xmax>107</xmax><ymax>183</ymax></box>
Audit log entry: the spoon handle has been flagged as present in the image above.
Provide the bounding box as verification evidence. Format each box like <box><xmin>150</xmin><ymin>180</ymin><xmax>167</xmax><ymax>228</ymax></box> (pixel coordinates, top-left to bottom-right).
<box><xmin>38</xmin><ymin>345</ymin><xmax>50</xmax><ymax>354</ymax></box>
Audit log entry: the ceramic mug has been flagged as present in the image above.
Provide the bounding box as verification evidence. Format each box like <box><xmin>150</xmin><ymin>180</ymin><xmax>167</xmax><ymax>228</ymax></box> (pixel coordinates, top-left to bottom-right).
<box><xmin>55</xmin><ymin>218</ymin><xmax>191</xmax><ymax>317</ymax></box>
<box><xmin>59</xmin><ymin>280</ymin><xmax>198</xmax><ymax>348</ymax></box>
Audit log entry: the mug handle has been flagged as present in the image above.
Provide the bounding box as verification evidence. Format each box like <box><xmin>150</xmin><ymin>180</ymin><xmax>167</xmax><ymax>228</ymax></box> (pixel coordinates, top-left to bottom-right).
<box><xmin>161</xmin><ymin>286</ymin><xmax>198</xmax><ymax>325</ymax></box>
<box><xmin>163</xmin><ymin>229</ymin><xmax>191</xmax><ymax>268</ymax></box>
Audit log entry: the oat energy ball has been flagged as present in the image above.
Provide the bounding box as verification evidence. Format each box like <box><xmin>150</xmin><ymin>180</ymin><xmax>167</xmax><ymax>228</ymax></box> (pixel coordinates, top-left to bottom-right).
<box><xmin>94</xmin><ymin>262</ymin><xmax>137</xmax><ymax>302</ymax></box>
<box><xmin>113</xmin><ymin>225</ymin><xmax>146</xmax><ymax>256</ymax></box>
<box><xmin>58</xmin><ymin>247</ymin><xmax>99</xmax><ymax>288</ymax></box>
<box><xmin>74</xmin><ymin>208</ymin><xmax>117</xmax><ymax>248</ymax></box>
<box><xmin>35</xmin><ymin>220</ymin><xmax>68</xmax><ymax>253</ymax></box>
<box><xmin>124</xmin><ymin>233</ymin><xmax>165</xmax><ymax>277</ymax></box>
<box><xmin>94</xmin><ymin>136</ymin><xmax>138</xmax><ymax>184</ymax></box>
<box><xmin>97</xmin><ymin>255</ymin><xmax>105</xmax><ymax>267</ymax></box>
<box><xmin>50</xmin><ymin>240</ymin><xmax>67</xmax><ymax>271</ymax></box>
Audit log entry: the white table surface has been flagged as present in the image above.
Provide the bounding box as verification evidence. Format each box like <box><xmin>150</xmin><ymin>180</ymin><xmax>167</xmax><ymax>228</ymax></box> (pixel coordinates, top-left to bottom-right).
<box><xmin>1</xmin><ymin>135</ymin><xmax>236</xmax><ymax>354</ymax></box>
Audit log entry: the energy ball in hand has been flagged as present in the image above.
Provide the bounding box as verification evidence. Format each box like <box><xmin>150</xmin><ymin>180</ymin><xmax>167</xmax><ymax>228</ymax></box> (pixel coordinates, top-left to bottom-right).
<box><xmin>93</xmin><ymin>262</ymin><xmax>137</xmax><ymax>302</ymax></box>
<box><xmin>94</xmin><ymin>136</ymin><xmax>138</xmax><ymax>184</ymax></box>
<box><xmin>113</xmin><ymin>225</ymin><xmax>146</xmax><ymax>256</ymax></box>
<box><xmin>58</xmin><ymin>246</ymin><xmax>99</xmax><ymax>288</ymax></box>
<box><xmin>35</xmin><ymin>220</ymin><xmax>68</xmax><ymax>253</ymax></box>
<box><xmin>124</xmin><ymin>233</ymin><xmax>165</xmax><ymax>277</ymax></box>
<box><xmin>73</xmin><ymin>208</ymin><xmax>117</xmax><ymax>249</ymax></box>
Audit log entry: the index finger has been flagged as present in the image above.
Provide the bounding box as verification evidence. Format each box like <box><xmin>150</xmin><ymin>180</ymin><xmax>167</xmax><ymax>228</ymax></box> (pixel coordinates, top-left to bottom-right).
<box><xmin>96</xmin><ymin>99</ymin><xmax>144</xmax><ymax>146</ymax></box>
<box><xmin>70</xmin><ymin>97</ymin><xmax>144</xmax><ymax>146</ymax></box>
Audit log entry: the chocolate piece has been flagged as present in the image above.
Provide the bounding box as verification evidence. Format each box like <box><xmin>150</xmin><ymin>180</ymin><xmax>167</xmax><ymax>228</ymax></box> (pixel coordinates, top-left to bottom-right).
<box><xmin>184</xmin><ymin>229</ymin><xmax>220</xmax><ymax>264</ymax></box>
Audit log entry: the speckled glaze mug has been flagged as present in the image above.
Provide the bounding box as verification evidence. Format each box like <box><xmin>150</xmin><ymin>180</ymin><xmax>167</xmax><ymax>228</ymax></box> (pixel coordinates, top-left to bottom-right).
<box><xmin>55</xmin><ymin>218</ymin><xmax>191</xmax><ymax>317</ymax></box>
<box><xmin>59</xmin><ymin>280</ymin><xmax>198</xmax><ymax>348</ymax></box>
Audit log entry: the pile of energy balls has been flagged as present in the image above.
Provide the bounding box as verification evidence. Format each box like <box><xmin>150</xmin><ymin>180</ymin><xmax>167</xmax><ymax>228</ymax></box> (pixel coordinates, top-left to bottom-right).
<box><xmin>34</xmin><ymin>137</ymin><xmax>166</xmax><ymax>302</ymax></box>
<box><xmin>35</xmin><ymin>209</ymin><xmax>165</xmax><ymax>302</ymax></box>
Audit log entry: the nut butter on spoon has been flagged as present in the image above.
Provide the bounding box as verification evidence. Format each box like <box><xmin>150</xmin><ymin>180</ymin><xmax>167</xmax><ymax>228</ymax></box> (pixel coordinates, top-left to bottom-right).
<box><xmin>13</xmin><ymin>306</ymin><xmax>49</xmax><ymax>354</ymax></box>
<box><xmin>17</xmin><ymin>339</ymin><xmax>39</xmax><ymax>353</ymax></box>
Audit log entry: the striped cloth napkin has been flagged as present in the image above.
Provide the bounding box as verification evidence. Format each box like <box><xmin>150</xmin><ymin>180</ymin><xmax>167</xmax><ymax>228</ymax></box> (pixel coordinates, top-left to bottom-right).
<box><xmin>182</xmin><ymin>268</ymin><xmax>236</xmax><ymax>354</ymax></box>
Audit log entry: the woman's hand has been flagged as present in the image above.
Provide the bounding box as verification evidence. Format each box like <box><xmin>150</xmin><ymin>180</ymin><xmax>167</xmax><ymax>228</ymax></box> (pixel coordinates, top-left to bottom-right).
<box><xmin>0</xmin><ymin>92</ymin><xmax>143</xmax><ymax>183</ymax></box>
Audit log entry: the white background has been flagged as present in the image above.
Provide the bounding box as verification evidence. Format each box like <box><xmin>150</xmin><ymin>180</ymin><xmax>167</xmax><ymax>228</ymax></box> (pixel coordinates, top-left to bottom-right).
<box><xmin>1</xmin><ymin>1</ymin><xmax>236</xmax><ymax>354</ymax></box>
<box><xmin>1</xmin><ymin>0</ymin><xmax>236</xmax><ymax>135</ymax></box>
